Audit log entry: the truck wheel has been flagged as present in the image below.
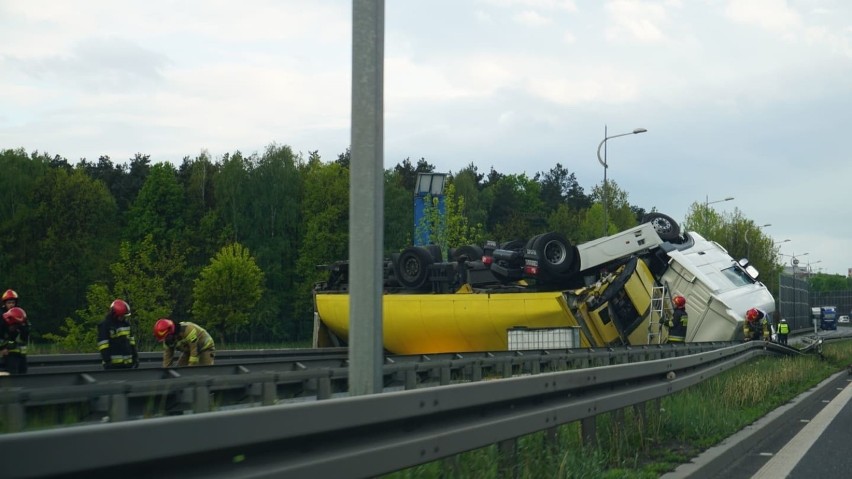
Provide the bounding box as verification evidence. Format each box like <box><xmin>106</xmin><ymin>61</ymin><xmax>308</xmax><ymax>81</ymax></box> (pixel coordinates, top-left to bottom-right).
<box><xmin>533</xmin><ymin>232</ymin><xmax>576</xmax><ymax>275</ymax></box>
<box><xmin>590</xmin><ymin>257</ymin><xmax>638</xmax><ymax>309</ymax></box>
<box><xmin>426</xmin><ymin>244</ymin><xmax>443</xmax><ymax>262</ymax></box>
<box><xmin>500</xmin><ymin>239</ymin><xmax>525</xmax><ymax>251</ymax></box>
<box><xmin>396</xmin><ymin>246</ymin><xmax>433</xmax><ymax>289</ymax></box>
<box><xmin>643</xmin><ymin>212</ymin><xmax>681</xmax><ymax>241</ymax></box>
<box><xmin>452</xmin><ymin>245</ymin><xmax>483</xmax><ymax>262</ymax></box>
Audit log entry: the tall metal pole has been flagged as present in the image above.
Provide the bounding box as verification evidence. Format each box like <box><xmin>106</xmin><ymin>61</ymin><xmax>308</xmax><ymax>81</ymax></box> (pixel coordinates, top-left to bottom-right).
<box><xmin>603</xmin><ymin>125</ymin><xmax>607</xmax><ymax>236</ymax></box>
<box><xmin>349</xmin><ymin>0</ymin><xmax>384</xmax><ymax>396</ymax></box>
<box><xmin>596</xmin><ymin>127</ymin><xmax>646</xmax><ymax>236</ymax></box>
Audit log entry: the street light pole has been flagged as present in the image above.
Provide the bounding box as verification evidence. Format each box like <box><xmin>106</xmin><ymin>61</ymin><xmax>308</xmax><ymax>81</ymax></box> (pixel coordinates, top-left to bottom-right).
<box><xmin>807</xmin><ymin>260</ymin><xmax>822</xmax><ymax>276</ymax></box>
<box><xmin>703</xmin><ymin>195</ymin><xmax>735</xmax><ymax>227</ymax></box>
<box><xmin>745</xmin><ymin>223</ymin><xmax>771</xmax><ymax>259</ymax></box>
<box><xmin>597</xmin><ymin>126</ymin><xmax>647</xmax><ymax>236</ymax></box>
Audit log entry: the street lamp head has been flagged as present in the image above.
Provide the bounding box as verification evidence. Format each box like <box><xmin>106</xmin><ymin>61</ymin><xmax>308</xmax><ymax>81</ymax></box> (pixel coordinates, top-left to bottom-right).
<box><xmin>760</xmin><ymin>223</ymin><xmax>771</xmax><ymax>228</ymax></box>
<box><xmin>633</xmin><ymin>128</ymin><xmax>647</xmax><ymax>134</ymax></box>
<box><xmin>705</xmin><ymin>196</ymin><xmax>735</xmax><ymax>206</ymax></box>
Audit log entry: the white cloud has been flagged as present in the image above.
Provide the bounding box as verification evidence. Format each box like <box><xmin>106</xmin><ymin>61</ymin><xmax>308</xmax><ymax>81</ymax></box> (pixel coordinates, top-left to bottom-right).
<box><xmin>515</xmin><ymin>10</ymin><xmax>552</xmax><ymax>27</ymax></box>
<box><xmin>605</xmin><ymin>0</ymin><xmax>671</xmax><ymax>43</ymax></box>
<box><xmin>724</xmin><ymin>0</ymin><xmax>801</xmax><ymax>32</ymax></box>
<box><xmin>477</xmin><ymin>0</ymin><xmax>577</xmax><ymax>11</ymax></box>
<box><xmin>3</xmin><ymin>1</ymin><xmax>852</xmax><ymax>274</ymax></box>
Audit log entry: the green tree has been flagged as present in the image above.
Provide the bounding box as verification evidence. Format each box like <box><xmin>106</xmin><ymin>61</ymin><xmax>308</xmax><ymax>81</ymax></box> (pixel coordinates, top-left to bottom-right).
<box><xmin>242</xmin><ymin>144</ymin><xmax>303</xmax><ymax>342</ymax></box>
<box><xmin>0</xmin><ymin>149</ymin><xmax>50</xmax><ymax>291</ymax></box>
<box><xmin>416</xmin><ymin>183</ymin><xmax>485</xmax><ymax>256</ymax></box>
<box><xmin>215</xmin><ymin>151</ymin><xmax>251</xmax><ymax>242</ymax></box>
<box><xmin>451</xmin><ymin>164</ymin><xmax>488</xmax><ymax>233</ymax></box>
<box><xmin>294</xmin><ymin>158</ymin><xmax>349</xmax><ymax>334</ymax></box>
<box><xmin>125</xmin><ymin>162</ymin><xmax>185</xmax><ymax>248</ymax></box>
<box><xmin>110</xmin><ymin>236</ymin><xmax>184</xmax><ymax>351</ymax></box>
<box><xmin>43</xmin><ymin>283</ymin><xmax>114</xmax><ymax>353</ymax></box>
<box><xmin>547</xmin><ymin>203</ymin><xmax>583</xmax><ymax>242</ymax></box>
<box><xmin>482</xmin><ymin>173</ymin><xmax>545</xmax><ymax>241</ymax></box>
<box><xmin>384</xmin><ymin>168</ymin><xmax>413</xmax><ymax>253</ymax></box>
<box><xmin>810</xmin><ymin>274</ymin><xmax>850</xmax><ymax>292</ymax></box>
<box><xmin>590</xmin><ymin>179</ymin><xmax>635</xmax><ymax>236</ymax></box>
<box><xmin>29</xmin><ymin>168</ymin><xmax>120</xmax><ymax>335</ymax></box>
<box><xmin>192</xmin><ymin>243</ymin><xmax>265</xmax><ymax>345</ymax></box>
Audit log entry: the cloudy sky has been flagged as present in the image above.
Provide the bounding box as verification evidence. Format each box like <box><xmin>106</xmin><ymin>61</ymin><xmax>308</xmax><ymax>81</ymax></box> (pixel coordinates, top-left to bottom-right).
<box><xmin>2</xmin><ymin>0</ymin><xmax>850</xmax><ymax>275</ymax></box>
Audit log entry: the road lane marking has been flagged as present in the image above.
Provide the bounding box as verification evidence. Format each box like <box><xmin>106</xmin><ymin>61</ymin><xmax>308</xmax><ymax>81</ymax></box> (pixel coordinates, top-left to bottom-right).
<box><xmin>752</xmin><ymin>380</ymin><xmax>852</xmax><ymax>478</ymax></box>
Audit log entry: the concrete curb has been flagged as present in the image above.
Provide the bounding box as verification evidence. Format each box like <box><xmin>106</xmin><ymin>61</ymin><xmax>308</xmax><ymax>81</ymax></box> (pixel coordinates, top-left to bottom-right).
<box><xmin>659</xmin><ymin>370</ymin><xmax>847</xmax><ymax>479</ymax></box>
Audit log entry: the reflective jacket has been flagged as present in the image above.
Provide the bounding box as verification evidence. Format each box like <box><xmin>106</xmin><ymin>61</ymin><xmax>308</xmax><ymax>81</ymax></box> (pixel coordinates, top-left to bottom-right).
<box><xmin>778</xmin><ymin>322</ymin><xmax>790</xmax><ymax>334</ymax></box>
<box><xmin>0</xmin><ymin>318</ymin><xmax>29</xmax><ymax>355</ymax></box>
<box><xmin>743</xmin><ymin>309</ymin><xmax>769</xmax><ymax>340</ymax></box>
<box><xmin>667</xmin><ymin>307</ymin><xmax>689</xmax><ymax>342</ymax></box>
<box><xmin>163</xmin><ymin>322</ymin><xmax>215</xmax><ymax>367</ymax></box>
<box><xmin>97</xmin><ymin>314</ymin><xmax>138</xmax><ymax>368</ymax></box>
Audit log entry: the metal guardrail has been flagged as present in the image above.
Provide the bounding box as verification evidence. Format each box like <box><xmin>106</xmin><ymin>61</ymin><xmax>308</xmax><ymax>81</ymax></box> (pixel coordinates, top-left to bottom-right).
<box><xmin>0</xmin><ymin>341</ymin><xmax>794</xmax><ymax>479</ymax></box>
<box><xmin>0</xmin><ymin>343</ymin><xmax>735</xmax><ymax>431</ymax></box>
<box><xmin>22</xmin><ymin>348</ymin><xmax>352</xmax><ymax>374</ymax></box>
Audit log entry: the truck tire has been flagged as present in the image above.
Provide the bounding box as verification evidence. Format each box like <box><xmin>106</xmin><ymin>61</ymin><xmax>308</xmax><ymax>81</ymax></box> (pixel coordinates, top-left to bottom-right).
<box><xmin>452</xmin><ymin>245</ymin><xmax>483</xmax><ymax>263</ymax></box>
<box><xmin>396</xmin><ymin>246</ymin><xmax>434</xmax><ymax>289</ymax></box>
<box><xmin>426</xmin><ymin>244</ymin><xmax>443</xmax><ymax>263</ymax></box>
<box><xmin>589</xmin><ymin>256</ymin><xmax>638</xmax><ymax>309</ymax></box>
<box><xmin>532</xmin><ymin>232</ymin><xmax>576</xmax><ymax>275</ymax></box>
<box><xmin>642</xmin><ymin>212</ymin><xmax>681</xmax><ymax>241</ymax></box>
<box><xmin>500</xmin><ymin>239</ymin><xmax>525</xmax><ymax>251</ymax></box>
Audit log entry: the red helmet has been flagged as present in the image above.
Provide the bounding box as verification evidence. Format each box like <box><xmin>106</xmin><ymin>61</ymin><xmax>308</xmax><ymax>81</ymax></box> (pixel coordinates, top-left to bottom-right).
<box><xmin>2</xmin><ymin>289</ymin><xmax>19</xmax><ymax>303</ymax></box>
<box><xmin>153</xmin><ymin>318</ymin><xmax>175</xmax><ymax>342</ymax></box>
<box><xmin>673</xmin><ymin>295</ymin><xmax>686</xmax><ymax>308</ymax></box>
<box><xmin>746</xmin><ymin>308</ymin><xmax>760</xmax><ymax>321</ymax></box>
<box><xmin>110</xmin><ymin>299</ymin><xmax>131</xmax><ymax>318</ymax></box>
<box><xmin>3</xmin><ymin>307</ymin><xmax>26</xmax><ymax>325</ymax></box>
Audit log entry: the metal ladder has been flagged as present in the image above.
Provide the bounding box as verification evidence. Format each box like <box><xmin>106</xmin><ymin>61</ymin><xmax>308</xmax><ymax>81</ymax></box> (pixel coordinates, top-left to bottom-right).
<box><xmin>648</xmin><ymin>285</ymin><xmax>668</xmax><ymax>344</ymax></box>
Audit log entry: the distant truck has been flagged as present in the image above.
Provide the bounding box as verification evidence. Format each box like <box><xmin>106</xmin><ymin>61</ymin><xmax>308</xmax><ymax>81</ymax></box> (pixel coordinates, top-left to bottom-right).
<box><xmin>819</xmin><ymin>306</ymin><xmax>838</xmax><ymax>330</ymax></box>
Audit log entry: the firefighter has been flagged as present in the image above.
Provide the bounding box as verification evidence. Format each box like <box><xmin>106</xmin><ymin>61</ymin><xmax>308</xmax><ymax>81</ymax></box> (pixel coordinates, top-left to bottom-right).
<box><xmin>1</xmin><ymin>289</ymin><xmax>19</xmax><ymax>313</ymax></box>
<box><xmin>97</xmin><ymin>299</ymin><xmax>139</xmax><ymax>369</ymax></box>
<box><xmin>153</xmin><ymin>318</ymin><xmax>215</xmax><ymax>367</ymax></box>
<box><xmin>1</xmin><ymin>306</ymin><xmax>30</xmax><ymax>374</ymax></box>
<box><xmin>666</xmin><ymin>294</ymin><xmax>689</xmax><ymax>343</ymax></box>
<box><xmin>744</xmin><ymin>308</ymin><xmax>770</xmax><ymax>342</ymax></box>
<box><xmin>777</xmin><ymin>318</ymin><xmax>790</xmax><ymax>345</ymax></box>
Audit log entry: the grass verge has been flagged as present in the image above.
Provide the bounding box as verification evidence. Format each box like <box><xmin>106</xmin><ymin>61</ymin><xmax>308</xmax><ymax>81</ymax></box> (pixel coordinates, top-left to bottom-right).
<box><xmin>384</xmin><ymin>340</ymin><xmax>852</xmax><ymax>479</ymax></box>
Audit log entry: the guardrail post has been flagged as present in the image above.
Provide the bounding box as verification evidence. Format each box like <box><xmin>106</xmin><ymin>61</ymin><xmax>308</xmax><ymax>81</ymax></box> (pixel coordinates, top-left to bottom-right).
<box><xmin>2</xmin><ymin>403</ymin><xmax>25</xmax><ymax>432</ymax></box>
<box><xmin>194</xmin><ymin>385</ymin><xmax>210</xmax><ymax>412</ymax></box>
<box><xmin>440</xmin><ymin>366</ymin><xmax>451</xmax><ymax>385</ymax></box>
<box><xmin>471</xmin><ymin>362</ymin><xmax>482</xmax><ymax>382</ymax></box>
<box><xmin>262</xmin><ymin>381</ymin><xmax>276</xmax><ymax>406</ymax></box>
<box><xmin>109</xmin><ymin>394</ymin><xmax>128</xmax><ymax>422</ymax></box>
<box><xmin>441</xmin><ymin>455</ymin><xmax>460</xmax><ymax>477</ymax></box>
<box><xmin>318</xmin><ymin>377</ymin><xmax>332</xmax><ymax>399</ymax></box>
<box><xmin>580</xmin><ymin>416</ymin><xmax>597</xmax><ymax>447</ymax></box>
<box><xmin>545</xmin><ymin>426</ymin><xmax>558</xmax><ymax>448</ymax></box>
<box><xmin>497</xmin><ymin>438</ymin><xmax>518</xmax><ymax>479</ymax></box>
<box><xmin>405</xmin><ymin>369</ymin><xmax>417</xmax><ymax>390</ymax></box>
<box><xmin>614</xmin><ymin>407</ymin><xmax>625</xmax><ymax>427</ymax></box>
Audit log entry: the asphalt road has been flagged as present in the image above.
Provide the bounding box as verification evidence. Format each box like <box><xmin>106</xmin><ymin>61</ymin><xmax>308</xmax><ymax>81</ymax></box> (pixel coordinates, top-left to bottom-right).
<box><xmin>663</xmin><ymin>369</ymin><xmax>852</xmax><ymax>478</ymax></box>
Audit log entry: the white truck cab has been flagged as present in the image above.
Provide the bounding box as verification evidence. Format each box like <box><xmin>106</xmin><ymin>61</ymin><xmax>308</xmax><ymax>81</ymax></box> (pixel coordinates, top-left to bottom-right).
<box><xmin>659</xmin><ymin>232</ymin><xmax>775</xmax><ymax>341</ymax></box>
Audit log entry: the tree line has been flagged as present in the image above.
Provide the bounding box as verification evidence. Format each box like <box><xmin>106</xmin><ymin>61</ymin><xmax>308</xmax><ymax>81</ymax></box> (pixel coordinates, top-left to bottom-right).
<box><xmin>1</xmin><ymin>145</ymin><xmax>847</xmax><ymax>351</ymax></box>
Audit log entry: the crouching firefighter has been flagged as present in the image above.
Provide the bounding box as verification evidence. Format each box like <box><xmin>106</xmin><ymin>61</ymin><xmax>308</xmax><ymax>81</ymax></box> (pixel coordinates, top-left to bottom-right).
<box><xmin>153</xmin><ymin>318</ymin><xmax>215</xmax><ymax>367</ymax></box>
<box><xmin>744</xmin><ymin>308</ymin><xmax>770</xmax><ymax>342</ymax></box>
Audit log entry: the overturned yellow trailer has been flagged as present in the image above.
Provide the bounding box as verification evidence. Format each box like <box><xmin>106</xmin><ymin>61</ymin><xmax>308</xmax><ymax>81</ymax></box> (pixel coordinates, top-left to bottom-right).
<box><xmin>313</xmin><ymin>217</ymin><xmax>776</xmax><ymax>354</ymax></box>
